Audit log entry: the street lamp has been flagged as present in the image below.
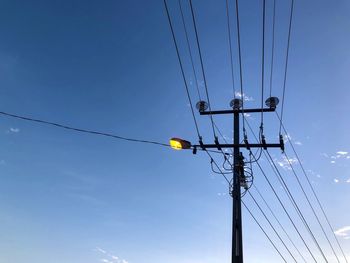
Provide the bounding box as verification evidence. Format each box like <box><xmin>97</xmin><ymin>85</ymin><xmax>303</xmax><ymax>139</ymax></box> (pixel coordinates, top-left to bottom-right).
<box><xmin>169</xmin><ymin>137</ymin><xmax>192</xmax><ymax>150</ymax></box>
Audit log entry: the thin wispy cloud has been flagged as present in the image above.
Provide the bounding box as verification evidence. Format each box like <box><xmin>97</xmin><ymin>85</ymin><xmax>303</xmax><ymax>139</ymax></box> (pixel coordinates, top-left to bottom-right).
<box><xmin>96</xmin><ymin>247</ymin><xmax>107</xmax><ymax>254</ymax></box>
<box><xmin>6</xmin><ymin>127</ymin><xmax>20</xmax><ymax>133</ymax></box>
<box><xmin>235</xmin><ymin>91</ymin><xmax>254</xmax><ymax>102</ymax></box>
<box><xmin>337</xmin><ymin>151</ymin><xmax>348</xmax><ymax>155</ymax></box>
<box><xmin>275</xmin><ymin>156</ymin><xmax>298</xmax><ymax>170</ymax></box>
<box><xmin>321</xmin><ymin>153</ymin><xmax>329</xmax><ymax>158</ymax></box>
<box><xmin>322</xmin><ymin>151</ymin><xmax>350</xmax><ymax>165</ymax></box>
<box><xmin>334</xmin><ymin>226</ymin><xmax>350</xmax><ymax>238</ymax></box>
<box><xmin>95</xmin><ymin>247</ymin><xmax>128</xmax><ymax>263</ymax></box>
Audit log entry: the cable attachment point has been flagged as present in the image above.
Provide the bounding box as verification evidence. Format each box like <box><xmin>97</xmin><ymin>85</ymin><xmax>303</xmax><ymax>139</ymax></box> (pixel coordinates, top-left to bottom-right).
<box><xmin>279</xmin><ymin>134</ymin><xmax>285</xmax><ymax>152</ymax></box>
<box><xmin>259</xmin><ymin>123</ymin><xmax>264</xmax><ymax>135</ymax></box>
<box><xmin>244</xmin><ymin>134</ymin><xmax>250</xmax><ymax>150</ymax></box>
<box><xmin>192</xmin><ymin>146</ymin><xmax>197</xmax><ymax>155</ymax></box>
<box><xmin>261</xmin><ymin>135</ymin><xmax>267</xmax><ymax>150</ymax></box>
<box><xmin>243</xmin><ymin>127</ymin><xmax>248</xmax><ymax>138</ymax></box>
<box><xmin>199</xmin><ymin>136</ymin><xmax>205</xmax><ymax>150</ymax></box>
<box><xmin>214</xmin><ymin>136</ymin><xmax>221</xmax><ymax>150</ymax></box>
<box><xmin>196</xmin><ymin>101</ymin><xmax>209</xmax><ymax>113</ymax></box>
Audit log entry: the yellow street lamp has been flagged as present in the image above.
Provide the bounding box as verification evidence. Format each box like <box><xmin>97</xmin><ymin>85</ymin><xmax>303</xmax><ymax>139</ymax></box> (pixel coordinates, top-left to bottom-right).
<box><xmin>169</xmin><ymin>137</ymin><xmax>192</xmax><ymax>150</ymax></box>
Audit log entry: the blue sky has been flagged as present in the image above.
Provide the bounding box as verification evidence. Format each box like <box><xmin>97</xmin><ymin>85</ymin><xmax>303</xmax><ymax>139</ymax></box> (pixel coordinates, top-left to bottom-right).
<box><xmin>0</xmin><ymin>0</ymin><xmax>349</xmax><ymax>262</ymax></box>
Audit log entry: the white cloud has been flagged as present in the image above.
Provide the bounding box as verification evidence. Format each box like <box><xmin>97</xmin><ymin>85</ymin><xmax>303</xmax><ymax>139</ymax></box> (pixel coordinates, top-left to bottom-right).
<box><xmin>294</xmin><ymin>141</ymin><xmax>302</xmax><ymax>145</ymax></box>
<box><xmin>235</xmin><ymin>91</ymin><xmax>254</xmax><ymax>101</ymax></box>
<box><xmin>275</xmin><ymin>156</ymin><xmax>298</xmax><ymax>170</ymax></box>
<box><xmin>9</xmin><ymin>127</ymin><xmax>20</xmax><ymax>133</ymax></box>
<box><xmin>331</xmin><ymin>161</ymin><xmax>336</xmax><ymax>164</ymax></box>
<box><xmin>346</xmin><ymin>178</ymin><xmax>350</xmax><ymax>183</ymax></box>
<box><xmin>96</xmin><ymin>247</ymin><xmax>107</xmax><ymax>254</ymax></box>
<box><xmin>334</xmin><ymin>179</ymin><xmax>339</xmax><ymax>183</ymax></box>
<box><xmin>337</xmin><ymin>151</ymin><xmax>348</xmax><ymax>155</ymax></box>
<box><xmin>334</xmin><ymin>226</ymin><xmax>350</xmax><ymax>238</ymax></box>
<box><xmin>96</xmin><ymin>247</ymin><xmax>128</xmax><ymax>263</ymax></box>
<box><xmin>283</xmin><ymin>133</ymin><xmax>292</xmax><ymax>143</ymax></box>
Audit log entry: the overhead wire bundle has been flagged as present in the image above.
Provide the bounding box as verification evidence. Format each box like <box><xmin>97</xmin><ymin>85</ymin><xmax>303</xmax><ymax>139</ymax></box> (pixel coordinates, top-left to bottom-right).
<box><xmin>0</xmin><ymin>0</ymin><xmax>347</xmax><ymax>261</ymax></box>
<box><xmin>163</xmin><ymin>0</ymin><xmax>348</xmax><ymax>262</ymax></box>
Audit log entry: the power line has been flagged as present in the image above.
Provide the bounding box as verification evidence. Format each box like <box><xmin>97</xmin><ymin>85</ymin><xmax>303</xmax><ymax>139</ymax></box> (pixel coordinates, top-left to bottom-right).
<box><xmin>279</xmin><ymin>0</ymin><xmax>294</xmax><ymax>135</ymax></box>
<box><xmin>248</xmin><ymin>191</ymin><xmax>298</xmax><ymax>263</ymax></box>
<box><xmin>188</xmin><ymin>0</ymin><xmax>217</xmax><ymax>138</ymax></box>
<box><xmin>277</xmin><ymin>112</ymin><xmax>349</xmax><ymax>263</ymax></box>
<box><xmin>252</xmin><ymin>185</ymin><xmax>308</xmax><ymax>263</ymax></box>
<box><xmin>213</xmin><ymin>121</ymin><xmax>234</xmax><ymax>155</ymax></box>
<box><xmin>283</xmin><ymin>150</ymin><xmax>341</xmax><ymax>263</ymax></box>
<box><xmin>164</xmin><ymin>0</ymin><xmax>201</xmax><ymax>138</ymax></box>
<box><xmin>178</xmin><ymin>0</ymin><xmax>202</xmax><ymax>101</ymax></box>
<box><xmin>269</xmin><ymin>0</ymin><xmax>276</xmax><ymax>98</ymax></box>
<box><xmin>266</xmin><ymin>150</ymin><xmax>329</xmax><ymax>263</ymax></box>
<box><xmin>0</xmin><ymin>111</ymin><xmax>169</xmax><ymax>147</ymax></box>
<box><xmin>244</xmin><ymin>116</ymin><xmax>319</xmax><ymax>262</ymax></box>
<box><xmin>252</xmin><ymin>154</ymin><xmax>319</xmax><ymax>263</ymax></box>
<box><xmin>246</xmin><ymin>116</ymin><xmax>329</xmax><ymax>262</ymax></box>
<box><xmin>242</xmin><ymin>200</ymin><xmax>288</xmax><ymax>263</ymax></box>
<box><xmin>260</xmin><ymin>0</ymin><xmax>266</xmax><ymax>128</ymax></box>
<box><xmin>205</xmin><ymin>150</ymin><xmax>231</xmax><ymax>186</ymax></box>
<box><xmin>0</xmin><ymin>110</ymin><xmax>232</xmax><ymax>157</ymax></box>
<box><xmin>234</xmin><ymin>0</ymin><xmax>246</xmax><ymax>132</ymax></box>
<box><xmin>225</xmin><ymin>0</ymin><xmax>236</xmax><ymax>98</ymax></box>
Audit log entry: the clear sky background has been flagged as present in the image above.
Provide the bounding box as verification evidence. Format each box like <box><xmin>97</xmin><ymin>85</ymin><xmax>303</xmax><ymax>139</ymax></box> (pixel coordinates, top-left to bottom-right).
<box><xmin>0</xmin><ymin>0</ymin><xmax>349</xmax><ymax>263</ymax></box>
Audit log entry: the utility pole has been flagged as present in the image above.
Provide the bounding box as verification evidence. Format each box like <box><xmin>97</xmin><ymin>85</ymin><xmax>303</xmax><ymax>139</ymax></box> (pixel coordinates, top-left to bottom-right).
<box><xmin>193</xmin><ymin>97</ymin><xmax>283</xmax><ymax>263</ymax></box>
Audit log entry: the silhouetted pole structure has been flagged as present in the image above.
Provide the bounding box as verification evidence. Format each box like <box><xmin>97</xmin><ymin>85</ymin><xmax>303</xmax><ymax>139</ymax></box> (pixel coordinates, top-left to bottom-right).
<box><xmin>232</xmin><ymin>109</ymin><xmax>243</xmax><ymax>262</ymax></box>
<box><xmin>194</xmin><ymin>97</ymin><xmax>283</xmax><ymax>263</ymax></box>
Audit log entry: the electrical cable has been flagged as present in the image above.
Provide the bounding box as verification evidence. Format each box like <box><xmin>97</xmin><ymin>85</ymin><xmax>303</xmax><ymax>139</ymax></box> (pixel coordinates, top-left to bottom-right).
<box><xmin>247</xmin><ymin>118</ymin><xmax>326</xmax><ymax>262</ymax></box>
<box><xmin>0</xmin><ymin>111</ymin><xmax>170</xmax><ymax>147</ymax></box>
<box><xmin>247</xmin><ymin>191</ymin><xmax>298</xmax><ymax>263</ymax></box>
<box><xmin>205</xmin><ymin>150</ymin><xmax>232</xmax><ymax>186</ymax></box>
<box><xmin>178</xmin><ymin>0</ymin><xmax>202</xmax><ymax>101</ymax></box>
<box><xmin>252</xmin><ymin>154</ymin><xmax>318</xmax><ymax>263</ymax></box>
<box><xmin>283</xmin><ymin>150</ymin><xmax>341</xmax><ymax>263</ymax></box>
<box><xmin>265</xmin><ymin>150</ymin><xmax>329</xmax><ymax>263</ymax></box>
<box><xmin>243</xmin><ymin>116</ymin><xmax>318</xmax><ymax>262</ymax></box>
<box><xmin>277</xmin><ymin>112</ymin><xmax>349</xmax><ymax>263</ymax></box>
<box><xmin>269</xmin><ymin>0</ymin><xmax>276</xmax><ymax>98</ymax></box>
<box><xmin>252</xmin><ymin>184</ymin><xmax>308</xmax><ymax>263</ymax></box>
<box><xmin>242</xmin><ymin>201</ymin><xmax>288</xmax><ymax>263</ymax></box>
<box><xmin>279</xmin><ymin>0</ymin><xmax>294</xmax><ymax>135</ymax></box>
<box><xmin>188</xmin><ymin>0</ymin><xmax>217</xmax><ymax>138</ymax></box>
<box><xmin>260</xmin><ymin>0</ymin><xmax>266</xmax><ymax>129</ymax></box>
<box><xmin>234</xmin><ymin>0</ymin><xmax>246</xmax><ymax>132</ymax></box>
<box><xmin>164</xmin><ymin>0</ymin><xmax>201</xmax><ymax>138</ymax></box>
<box><xmin>213</xmin><ymin>121</ymin><xmax>233</xmax><ymax>155</ymax></box>
<box><xmin>225</xmin><ymin>0</ymin><xmax>236</xmax><ymax>98</ymax></box>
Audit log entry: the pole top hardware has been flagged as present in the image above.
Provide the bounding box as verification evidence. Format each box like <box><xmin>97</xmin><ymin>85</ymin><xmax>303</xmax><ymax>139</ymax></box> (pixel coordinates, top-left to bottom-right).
<box><xmin>280</xmin><ymin>134</ymin><xmax>285</xmax><ymax>152</ymax></box>
<box><xmin>265</xmin><ymin>96</ymin><xmax>280</xmax><ymax>109</ymax></box>
<box><xmin>230</xmin><ymin>98</ymin><xmax>243</xmax><ymax>109</ymax></box>
<box><xmin>214</xmin><ymin>136</ymin><xmax>222</xmax><ymax>150</ymax></box>
<box><xmin>196</xmin><ymin>100</ymin><xmax>209</xmax><ymax>112</ymax></box>
<box><xmin>261</xmin><ymin>135</ymin><xmax>267</xmax><ymax>150</ymax></box>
